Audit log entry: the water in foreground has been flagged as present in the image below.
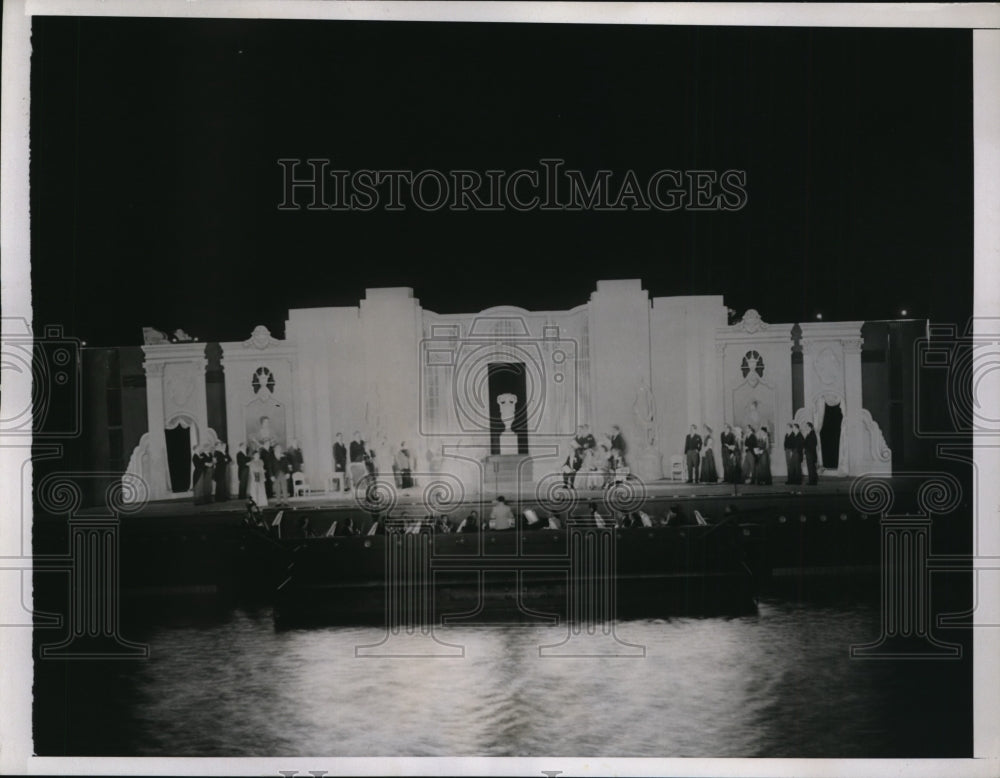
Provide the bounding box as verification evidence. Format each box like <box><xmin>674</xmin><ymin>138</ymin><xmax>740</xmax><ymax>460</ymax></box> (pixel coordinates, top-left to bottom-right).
<box><xmin>33</xmin><ymin>589</ymin><xmax>971</xmax><ymax>758</ymax></box>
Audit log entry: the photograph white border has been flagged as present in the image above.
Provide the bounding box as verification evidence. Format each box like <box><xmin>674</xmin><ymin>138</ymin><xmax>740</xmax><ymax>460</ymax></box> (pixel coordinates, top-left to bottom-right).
<box><xmin>2</xmin><ymin>2</ymin><xmax>998</xmax><ymax>775</ymax></box>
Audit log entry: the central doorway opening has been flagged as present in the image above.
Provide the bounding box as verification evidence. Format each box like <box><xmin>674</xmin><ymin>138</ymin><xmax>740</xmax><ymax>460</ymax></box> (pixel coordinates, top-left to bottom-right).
<box><xmin>488</xmin><ymin>362</ymin><xmax>528</xmax><ymax>455</ymax></box>
<box><xmin>820</xmin><ymin>402</ymin><xmax>843</xmax><ymax>471</ymax></box>
<box><xmin>165</xmin><ymin>425</ymin><xmax>193</xmax><ymax>492</ymax></box>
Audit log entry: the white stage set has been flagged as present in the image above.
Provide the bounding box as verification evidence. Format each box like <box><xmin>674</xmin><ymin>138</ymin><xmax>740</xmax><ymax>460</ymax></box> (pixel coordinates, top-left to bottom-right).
<box><xmin>125</xmin><ymin>280</ymin><xmax>892</xmax><ymax>501</ymax></box>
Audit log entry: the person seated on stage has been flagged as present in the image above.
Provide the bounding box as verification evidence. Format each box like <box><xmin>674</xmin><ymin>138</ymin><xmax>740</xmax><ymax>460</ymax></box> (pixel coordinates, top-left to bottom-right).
<box><xmin>561</xmin><ymin>442</ymin><xmax>584</xmax><ymax>489</ymax></box>
<box><xmin>394</xmin><ymin>442</ymin><xmax>415</xmax><ymax>489</ymax></box>
<box><xmin>286</xmin><ymin>439</ymin><xmax>304</xmax><ymax>475</ymax></box>
<box><xmin>595</xmin><ymin>443</ymin><xmax>613</xmax><ymax>489</ymax></box>
<box><xmin>577</xmin><ymin>446</ymin><xmax>601</xmax><ymax>490</ymax></box>
<box><xmin>456</xmin><ymin>510</ymin><xmax>479</xmax><ymax>533</ymax></box>
<box><xmin>574</xmin><ymin>424</ymin><xmax>597</xmax><ymax>452</ymax></box>
<box><xmin>489</xmin><ymin>496</ymin><xmax>515</xmax><ymax>530</ymax></box>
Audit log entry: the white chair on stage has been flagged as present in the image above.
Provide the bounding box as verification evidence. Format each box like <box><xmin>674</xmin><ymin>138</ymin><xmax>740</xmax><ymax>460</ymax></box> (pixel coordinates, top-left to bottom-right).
<box><xmin>669</xmin><ymin>455</ymin><xmax>685</xmax><ymax>481</ymax></box>
<box><xmin>326</xmin><ymin>472</ymin><xmax>345</xmax><ymax>493</ymax></box>
<box><xmin>292</xmin><ymin>472</ymin><xmax>312</xmax><ymax>497</ymax></box>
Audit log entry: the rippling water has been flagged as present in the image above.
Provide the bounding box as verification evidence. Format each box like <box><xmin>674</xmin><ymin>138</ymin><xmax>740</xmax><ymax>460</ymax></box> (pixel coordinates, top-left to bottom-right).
<box><xmin>34</xmin><ymin>592</ymin><xmax>971</xmax><ymax>757</ymax></box>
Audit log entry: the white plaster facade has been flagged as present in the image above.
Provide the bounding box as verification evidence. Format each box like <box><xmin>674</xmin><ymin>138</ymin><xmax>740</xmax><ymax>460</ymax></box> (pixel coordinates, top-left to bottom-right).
<box><xmin>128</xmin><ymin>280</ymin><xmax>892</xmax><ymax>500</ymax></box>
<box><xmin>797</xmin><ymin>321</ymin><xmax>892</xmax><ymax>475</ymax></box>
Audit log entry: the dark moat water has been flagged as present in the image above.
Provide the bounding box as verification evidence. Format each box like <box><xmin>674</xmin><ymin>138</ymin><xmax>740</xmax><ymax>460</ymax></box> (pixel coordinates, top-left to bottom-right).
<box><xmin>33</xmin><ymin>588</ymin><xmax>971</xmax><ymax>757</ymax></box>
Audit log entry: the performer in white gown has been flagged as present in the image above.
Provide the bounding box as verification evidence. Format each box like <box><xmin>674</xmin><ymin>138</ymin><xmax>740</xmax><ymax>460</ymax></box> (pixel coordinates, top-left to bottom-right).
<box><xmin>248</xmin><ymin>450</ymin><xmax>268</xmax><ymax>507</ymax></box>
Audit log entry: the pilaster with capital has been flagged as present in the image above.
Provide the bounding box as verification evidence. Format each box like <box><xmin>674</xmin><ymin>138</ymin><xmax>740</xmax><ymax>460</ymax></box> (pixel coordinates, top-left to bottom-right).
<box><xmin>141</xmin><ymin>360</ymin><xmax>169</xmax><ymax>498</ymax></box>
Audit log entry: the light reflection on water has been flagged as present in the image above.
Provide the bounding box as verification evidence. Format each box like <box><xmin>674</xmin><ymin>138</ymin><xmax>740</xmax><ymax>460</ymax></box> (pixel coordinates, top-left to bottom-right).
<box><xmin>67</xmin><ymin>596</ymin><xmax>966</xmax><ymax>757</ymax></box>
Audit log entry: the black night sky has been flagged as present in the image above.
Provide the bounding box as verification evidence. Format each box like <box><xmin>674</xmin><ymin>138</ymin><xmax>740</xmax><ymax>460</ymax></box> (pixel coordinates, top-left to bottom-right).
<box><xmin>29</xmin><ymin>18</ymin><xmax>972</xmax><ymax>346</ymax></box>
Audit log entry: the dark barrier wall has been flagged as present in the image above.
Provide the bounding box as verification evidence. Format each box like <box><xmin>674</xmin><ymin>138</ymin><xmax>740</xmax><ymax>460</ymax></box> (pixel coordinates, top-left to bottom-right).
<box><xmin>862</xmin><ymin>319</ymin><xmax>940</xmax><ymax>471</ymax></box>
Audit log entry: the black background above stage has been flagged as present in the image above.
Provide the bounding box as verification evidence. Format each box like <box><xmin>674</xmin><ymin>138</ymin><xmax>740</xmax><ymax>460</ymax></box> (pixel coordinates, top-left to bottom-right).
<box><xmin>29</xmin><ymin>19</ymin><xmax>971</xmax><ymax>345</ymax></box>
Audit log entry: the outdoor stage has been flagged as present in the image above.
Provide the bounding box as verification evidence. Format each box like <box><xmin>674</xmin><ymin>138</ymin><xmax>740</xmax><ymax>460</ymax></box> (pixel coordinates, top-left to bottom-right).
<box><xmin>89</xmin><ymin>473</ymin><xmax>869</xmax><ymax>521</ymax></box>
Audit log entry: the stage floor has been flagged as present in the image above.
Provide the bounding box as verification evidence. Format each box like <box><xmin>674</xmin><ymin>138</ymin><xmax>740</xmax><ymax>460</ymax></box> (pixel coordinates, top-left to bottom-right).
<box><xmin>99</xmin><ymin>473</ymin><xmax>869</xmax><ymax>519</ymax></box>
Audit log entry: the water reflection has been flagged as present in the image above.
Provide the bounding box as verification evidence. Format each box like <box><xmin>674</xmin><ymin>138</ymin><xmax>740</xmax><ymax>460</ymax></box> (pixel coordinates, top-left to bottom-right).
<box><xmin>34</xmin><ymin>596</ymin><xmax>970</xmax><ymax>757</ymax></box>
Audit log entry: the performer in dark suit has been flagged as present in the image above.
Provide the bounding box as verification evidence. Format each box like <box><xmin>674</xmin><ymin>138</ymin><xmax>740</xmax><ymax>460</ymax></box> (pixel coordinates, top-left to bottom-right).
<box><xmin>348</xmin><ymin>431</ymin><xmax>369</xmax><ymax>491</ymax></box>
<box><xmin>756</xmin><ymin>426</ymin><xmax>773</xmax><ymax>485</ymax></box>
<box><xmin>684</xmin><ymin>424</ymin><xmax>702</xmax><ymax>483</ymax></box>
<box><xmin>258</xmin><ymin>443</ymin><xmax>275</xmax><ymax>498</ymax></box>
<box><xmin>744</xmin><ymin>426</ymin><xmax>758</xmax><ymax>484</ymax></box>
<box><xmin>720</xmin><ymin>424</ymin><xmax>738</xmax><ymax>484</ymax></box>
<box><xmin>803</xmin><ymin>422</ymin><xmax>819</xmax><ymax>485</ymax></box>
<box><xmin>791</xmin><ymin>423</ymin><xmax>805</xmax><ymax>485</ymax></box>
<box><xmin>271</xmin><ymin>444</ymin><xmax>291</xmax><ymax>504</ymax></box>
<box><xmin>236</xmin><ymin>442</ymin><xmax>250</xmax><ymax>500</ymax></box>
<box><xmin>783</xmin><ymin>424</ymin><xmax>797</xmax><ymax>484</ymax></box>
<box><xmin>609</xmin><ymin>425</ymin><xmax>627</xmax><ymax>462</ymax></box>
<box><xmin>213</xmin><ymin>442</ymin><xmax>232</xmax><ymax>502</ymax></box>
<box><xmin>191</xmin><ymin>445</ymin><xmax>207</xmax><ymax>505</ymax></box>
<box><xmin>349</xmin><ymin>431</ymin><xmax>367</xmax><ymax>463</ymax></box>
<box><xmin>332</xmin><ymin>432</ymin><xmax>348</xmax><ymax>490</ymax></box>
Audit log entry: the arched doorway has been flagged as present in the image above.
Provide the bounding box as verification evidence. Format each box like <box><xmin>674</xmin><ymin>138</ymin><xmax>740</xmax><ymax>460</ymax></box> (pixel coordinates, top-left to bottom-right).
<box><xmin>165</xmin><ymin>418</ymin><xmax>196</xmax><ymax>492</ymax></box>
<box><xmin>819</xmin><ymin>402</ymin><xmax>843</xmax><ymax>473</ymax></box>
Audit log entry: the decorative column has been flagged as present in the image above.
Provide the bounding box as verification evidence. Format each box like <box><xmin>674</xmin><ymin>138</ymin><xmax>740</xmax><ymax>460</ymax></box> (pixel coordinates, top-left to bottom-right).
<box><xmin>313</xmin><ymin>361</ymin><xmax>334</xmax><ymax>486</ymax></box>
<box><xmin>141</xmin><ymin>361</ymin><xmax>169</xmax><ymax>499</ymax></box>
<box><xmin>715</xmin><ymin>341</ymin><xmax>727</xmax><ymax>426</ymax></box>
<box><xmin>842</xmin><ymin>336</ymin><xmax>865</xmax><ymax>476</ymax></box>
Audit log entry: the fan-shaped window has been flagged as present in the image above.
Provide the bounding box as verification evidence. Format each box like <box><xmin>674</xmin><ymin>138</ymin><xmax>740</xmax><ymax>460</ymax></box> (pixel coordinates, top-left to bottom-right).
<box><xmin>251</xmin><ymin>366</ymin><xmax>275</xmax><ymax>394</ymax></box>
<box><xmin>740</xmin><ymin>350</ymin><xmax>765</xmax><ymax>378</ymax></box>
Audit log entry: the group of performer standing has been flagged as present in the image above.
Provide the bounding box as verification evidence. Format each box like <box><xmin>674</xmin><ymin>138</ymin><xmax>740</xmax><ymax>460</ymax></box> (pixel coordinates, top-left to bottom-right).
<box><xmin>191</xmin><ymin>441</ymin><xmax>232</xmax><ymax>505</ymax></box>
<box><xmin>191</xmin><ymin>431</ymin><xmax>305</xmax><ymax>507</ymax></box>
<box><xmin>682</xmin><ymin>421</ymin><xmax>820</xmax><ymax>486</ymax></box>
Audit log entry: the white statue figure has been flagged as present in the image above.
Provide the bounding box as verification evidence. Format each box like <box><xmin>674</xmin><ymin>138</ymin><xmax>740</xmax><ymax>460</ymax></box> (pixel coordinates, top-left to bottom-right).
<box><xmin>497</xmin><ymin>393</ymin><xmax>518</xmax><ymax>455</ymax></box>
<box><xmin>497</xmin><ymin>393</ymin><xmax>517</xmax><ymax>433</ymax></box>
<box><xmin>633</xmin><ymin>377</ymin><xmax>656</xmax><ymax>447</ymax></box>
